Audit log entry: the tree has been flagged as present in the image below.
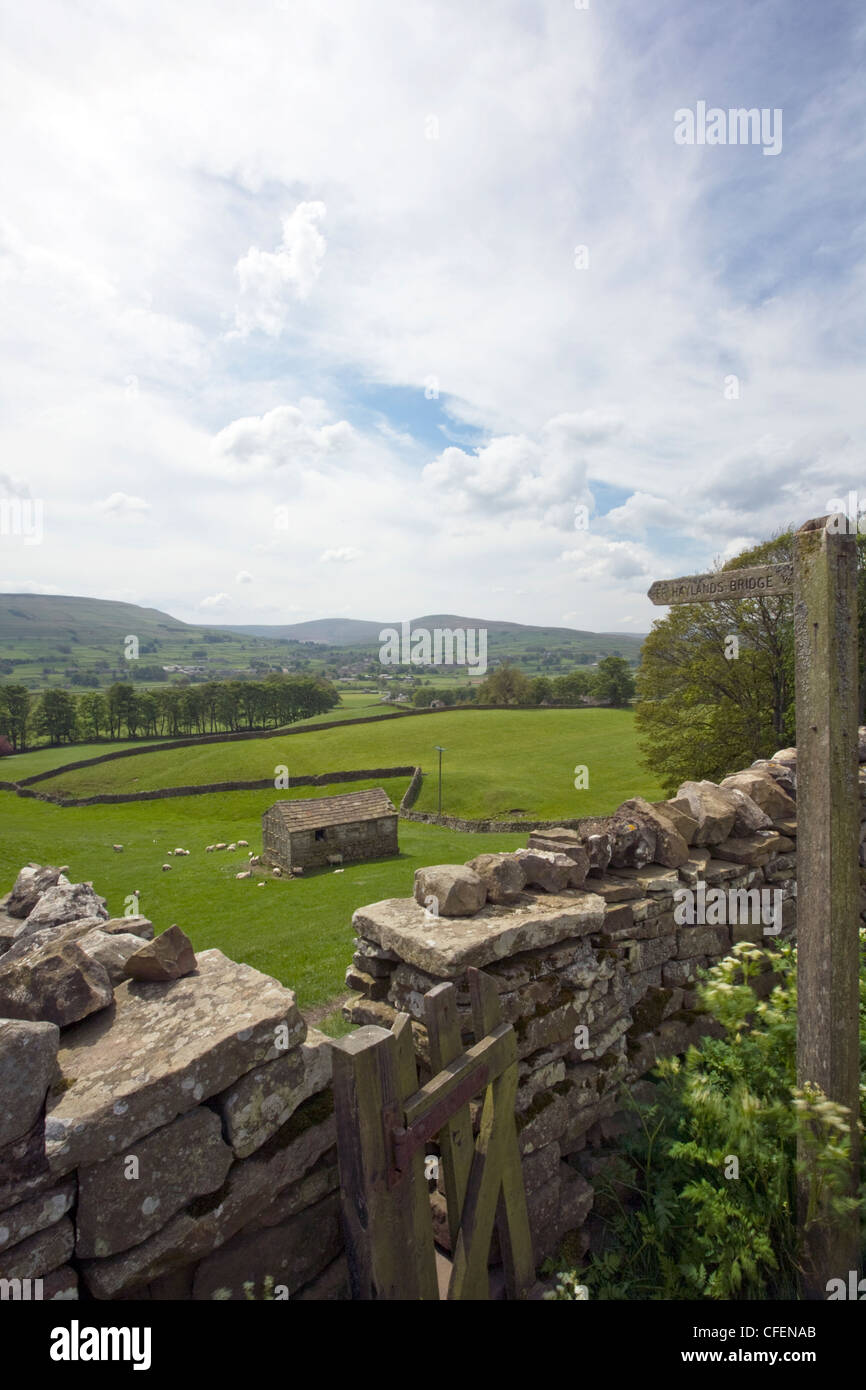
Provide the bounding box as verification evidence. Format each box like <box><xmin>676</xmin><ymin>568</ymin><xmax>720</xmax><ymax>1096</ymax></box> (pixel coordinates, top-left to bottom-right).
<box><xmin>552</xmin><ymin>670</ymin><xmax>592</xmax><ymax>704</ymax></box>
<box><xmin>77</xmin><ymin>691</ymin><xmax>107</xmax><ymax>741</ymax></box>
<box><xmin>635</xmin><ymin>531</ymin><xmax>796</xmax><ymax>792</ymax></box>
<box><xmin>34</xmin><ymin>689</ymin><xmax>78</xmax><ymax>745</ymax></box>
<box><xmin>529</xmin><ymin>676</ymin><xmax>553</xmax><ymax>705</ymax></box>
<box><xmin>477</xmin><ymin>662</ymin><xmax>533</xmax><ymax>705</ymax></box>
<box><xmin>0</xmin><ymin>684</ymin><xmax>31</xmax><ymax>751</ymax></box>
<box><xmin>591</xmin><ymin>656</ymin><xmax>636</xmax><ymax>708</ymax></box>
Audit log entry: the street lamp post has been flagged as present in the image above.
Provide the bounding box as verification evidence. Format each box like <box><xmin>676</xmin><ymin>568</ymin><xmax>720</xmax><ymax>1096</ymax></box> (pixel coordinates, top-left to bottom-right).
<box><xmin>434</xmin><ymin>745</ymin><xmax>446</xmax><ymax>814</ymax></box>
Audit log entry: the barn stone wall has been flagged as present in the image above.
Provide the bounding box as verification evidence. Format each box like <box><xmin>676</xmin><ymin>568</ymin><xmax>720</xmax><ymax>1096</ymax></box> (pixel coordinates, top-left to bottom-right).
<box><xmin>262</xmin><ymin>811</ymin><xmax>398</xmax><ymax>871</ymax></box>
<box><xmin>0</xmin><ymin>738</ymin><xmax>857</xmax><ymax>1298</ymax></box>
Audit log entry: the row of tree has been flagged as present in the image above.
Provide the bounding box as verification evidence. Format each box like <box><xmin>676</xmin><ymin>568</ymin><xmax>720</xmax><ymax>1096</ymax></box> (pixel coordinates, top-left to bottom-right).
<box><xmin>473</xmin><ymin>656</ymin><xmax>637</xmax><ymax>707</ymax></box>
<box><xmin>0</xmin><ymin>675</ymin><xmax>340</xmax><ymax>751</ymax></box>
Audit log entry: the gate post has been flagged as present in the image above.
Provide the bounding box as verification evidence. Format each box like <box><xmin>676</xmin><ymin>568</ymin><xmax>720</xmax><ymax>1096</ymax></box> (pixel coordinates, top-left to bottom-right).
<box><xmin>794</xmin><ymin>516</ymin><xmax>861</xmax><ymax>1297</ymax></box>
<box><xmin>331</xmin><ymin>1022</ymin><xmax>438</xmax><ymax>1300</ymax></box>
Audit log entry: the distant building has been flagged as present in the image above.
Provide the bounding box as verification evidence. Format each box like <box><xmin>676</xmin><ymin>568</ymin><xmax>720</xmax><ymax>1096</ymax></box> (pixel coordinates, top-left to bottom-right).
<box><xmin>262</xmin><ymin>788</ymin><xmax>399</xmax><ymax>871</ymax></box>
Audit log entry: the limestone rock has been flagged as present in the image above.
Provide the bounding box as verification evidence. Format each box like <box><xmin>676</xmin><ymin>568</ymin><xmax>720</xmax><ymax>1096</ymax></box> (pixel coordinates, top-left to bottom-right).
<box><xmin>616</xmin><ymin>798</ymin><xmax>689</xmax><ymax>868</ymax></box>
<box><xmin>413</xmin><ymin>865</ymin><xmax>487</xmax><ymax>917</ymax></box>
<box><xmin>44</xmin><ymin>948</ymin><xmax>303</xmax><ymax>1171</ymax></box>
<box><xmin>0</xmin><ymin>1114</ymin><xmax>53</xmax><ymax>1211</ymax></box>
<box><xmin>719</xmin><ymin>770</ymin><xmax>797</xmax><ymax>821</ymax></box>
<box><xmin>0</xmin><ymin>941</ymin><xmax>113</xmax><ymax>1027</ymax></box>
<box><xmin>22</xmin><ymin>881</ymin><xmax>108</xmax><ymax>930</ymax></box>
<box><xmin>0</xmin><ymin>1177</ymin><xmax>75</xmax><ymax>1255</ymax></box>
<box><xmin>657</xmin><ymin>801</ymin><xmax>699</xmax><ymax>844</ymax></box>
<box><xmin>353</xmin><ymin>891</ymin><xmax>606</xmax><ymax>977</ymax></box>
<box><xmin>770</xmin><ymin>747</ymin><xmax>797</xmax><ymax>769</ymax></box>
<box><xmin>725</xmin><ymin>786</ymin><xmax>773</xmax><ymax>835</ymax></box>
<box><xmin>0</xmin><ymin>1215</ymin><xmax>74</xmax><ymax>1280</ymax></box>
<box><xmin>673</xmin><ymin>781</ymin><xmax>737</xmax><ymax>845</ymax></box>
<box><xmin>213</xmin><ymin>1025</ymin><xmax>335</xmax><ymax>1162</ymax></box>
<box><xmin>5</xmin><ymin>865</ymin><xmax>70</xmax><ymax>919</ymax></box>
<box><xmin>190</xmin><ymin>1191</ymin><xmax>342</xmax><ymax>1301</ymax></box>
<box><xmin>0</xmin><ymin>1018</ymin><xmax>59</xmax><ymax>1148</ymax></box>
<box><xmin>466</xmin><ymin>853</ymin><xmax>526</xmax><ymax>904</ymax></box>
<box><xmin>78</xmin><ymin>1099</ymin><xmax>336</xmax><ymax>1298</ymax></box>
<box><xmin>78</xmin><ymin>930</ymin><xmax>151</xmax><ymax>985</ymax></box>
<box><xmin>75</xmin><ymin>1106</ymin><xmax>234</xmax><ymax>1257</ymax></box>
<box><xmin>124</xmin><ymin>924</ymin><xmax>196</xmax><ymax>981</ymax></box>
<box><xmin>514</xmin><ymin>849</ymin><xmax>571</xmax><ymax>893</ymax></box>
<box><xmin>750</xmin><ymin>758</ymin><xmax>796</xmax><ymax>798</ymax></box>
<box><xmin>608</xmin><ymin>814</ymin><xmax>656</xmax><ymax>869</ymax></box>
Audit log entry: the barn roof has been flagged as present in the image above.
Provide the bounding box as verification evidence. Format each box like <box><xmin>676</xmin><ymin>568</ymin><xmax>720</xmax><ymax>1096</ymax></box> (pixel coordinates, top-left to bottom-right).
<box><xmin>267</xmin><ymin>787</ymin><xmax>397</xmax><ymax>832</ymax></box>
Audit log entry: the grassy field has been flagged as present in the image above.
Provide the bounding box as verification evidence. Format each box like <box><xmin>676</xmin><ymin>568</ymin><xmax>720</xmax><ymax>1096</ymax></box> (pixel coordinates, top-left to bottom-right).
<box><xmin>0</xmin><ymin>706</ymin><xmax>663</xmax><ymax>1020</ymax></box>
<box><xmin>0</xmin><ymin>780</ymin><xmax>523</xmax><ymax>1017</ymax></box>
<box><xmin>30</xmin><ymin>708</ymin><xmax>664</xmax><ymax>818</ymax></box>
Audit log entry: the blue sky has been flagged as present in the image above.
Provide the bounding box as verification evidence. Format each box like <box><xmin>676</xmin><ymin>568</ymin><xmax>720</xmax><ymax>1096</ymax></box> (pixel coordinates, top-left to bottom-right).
<box><xmin>0</xmin><ymin>0</ymin><xmax>863</xmax><ymax>631</ymax></box>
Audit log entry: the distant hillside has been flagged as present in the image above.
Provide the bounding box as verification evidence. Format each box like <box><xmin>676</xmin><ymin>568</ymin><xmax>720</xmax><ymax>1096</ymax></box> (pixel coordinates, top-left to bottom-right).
<box><xmin>0</xmin><ymin>593</ymin><xmax>647</xmax><ymax>690</ymax></box>
<box><xmin>219</xmin><ymin>612</ymin><xmax>646</xmax><ymax>658</ymax></box>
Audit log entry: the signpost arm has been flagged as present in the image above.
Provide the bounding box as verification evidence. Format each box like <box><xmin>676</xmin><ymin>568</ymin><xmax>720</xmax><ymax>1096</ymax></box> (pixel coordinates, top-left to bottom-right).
<box><xmin>793</xmin><ymin>516</ymin><xmax>861</xmax><ymax>1297</ymax></box>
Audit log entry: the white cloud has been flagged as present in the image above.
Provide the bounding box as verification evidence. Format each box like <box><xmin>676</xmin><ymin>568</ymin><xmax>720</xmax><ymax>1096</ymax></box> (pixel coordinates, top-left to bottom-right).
<box><xmin>97</xmin><ymin>492</ymin><xmax>150</xmax><ymax>517</ymax></box>
<box><xmin>198</xmin><ymin>592</ymin><xmax>230</xmax><ymax>609</ymax></box>
<box><xmin>320</xmin><ymin>547</ymin><xmax>361</xmax><ymax>563</ymax></box>
<box><xmin>211</xmin><ymin>402</ymin><xmax>354</xmax><ymax>477</ymax></box>
<box><xmin>234</xmin><ymin>202</ymin><xmax>327</xmax><ymax>336</ymax></box>
<box><xmin>0</xmin><ymin>580</ymin><xmax>61</xmax><ymax>594</ymax></box>
<box><xmin>235</xmin><ymin>569</ymin><xmax>253</xmax><ymax>583</ymax></box>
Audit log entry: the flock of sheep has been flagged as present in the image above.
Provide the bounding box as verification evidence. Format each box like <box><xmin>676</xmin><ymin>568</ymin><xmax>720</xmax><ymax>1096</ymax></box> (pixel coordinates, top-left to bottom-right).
<box><xmin>108</xmin><ymin>839</ymin><xmax>345</xmax><ymax>885</ymax></box>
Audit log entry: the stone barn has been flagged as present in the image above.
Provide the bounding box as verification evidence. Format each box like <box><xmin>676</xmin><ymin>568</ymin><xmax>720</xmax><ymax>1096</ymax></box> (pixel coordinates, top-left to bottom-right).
<box><xmin>262</xmin><ymin>787</ymin><xmax>399</xmax><ymax>871</ymax></box>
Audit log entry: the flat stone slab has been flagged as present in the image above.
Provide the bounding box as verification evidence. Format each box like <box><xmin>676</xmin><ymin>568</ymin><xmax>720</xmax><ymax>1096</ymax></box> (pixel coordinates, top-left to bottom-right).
<box><xmin>44</xmin><ymin>949</ymin><xmax>301</xmax><ymax>1172</ymax></box>
<box><xmin>75</xmin><ymin>1105</ymin><xmax>233</xmax><ymax>1257</ymax></box>
<box><xmin>0</xmin><ymin>1019</ymin><xmax>59</xmax><ymax>1148</ymax></box>
<box><xmin>352</xmin><ymin>891</ymin><xmax>607</xmax><ymax>977</ymax></box>
<box><xmin>0</xmin><ymin>1177</ymin><xmax>75</xmax><ymax>1255</ymax></box>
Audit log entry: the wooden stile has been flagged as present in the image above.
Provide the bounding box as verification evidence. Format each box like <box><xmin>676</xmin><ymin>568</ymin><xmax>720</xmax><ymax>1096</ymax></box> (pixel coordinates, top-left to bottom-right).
<box><xmin>332</xmin><ymin>967</ymin><xmax>534</xmax><ymax>1300</ymax></box>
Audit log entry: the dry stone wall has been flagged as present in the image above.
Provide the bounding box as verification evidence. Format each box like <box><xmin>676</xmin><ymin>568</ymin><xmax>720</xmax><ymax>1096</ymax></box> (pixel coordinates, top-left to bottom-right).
<box><xmin>2</xmin><ymin>736</ymin><xmax>864</xmax><ymax>1297</ymax></box>
<box><xmin>0</xmin><ymin>872</ymin><xmax>344</xmax><ymax>1302</ymax></box>
<box><xmin>345</xmin><ymin>740</ymin><xmax>866</xmax><ymax>1268</ymax></box>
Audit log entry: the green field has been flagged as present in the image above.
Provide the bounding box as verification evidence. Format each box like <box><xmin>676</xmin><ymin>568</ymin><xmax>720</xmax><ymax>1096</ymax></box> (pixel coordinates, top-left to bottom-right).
<box><xmin>0</xmin><ymin>782</ymin><xmax>523</xmax><ymax>1017</ymax></box>
<box><xmin>0</xmin><ymin>707</ymin><xmax>663</xmax><ymax>1019</ymax></box>
<box><xmin>30</xmin><ymin>708</ymin><xmax>663</xmax><ymax>819</ymax></box>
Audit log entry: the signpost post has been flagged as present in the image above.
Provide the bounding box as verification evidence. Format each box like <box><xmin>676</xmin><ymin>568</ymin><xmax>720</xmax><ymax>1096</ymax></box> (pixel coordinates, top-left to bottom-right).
<box><xmin>647</xmin><ymin>518</ymin><xmax>861</xmax><ymax>1298</ymax></box>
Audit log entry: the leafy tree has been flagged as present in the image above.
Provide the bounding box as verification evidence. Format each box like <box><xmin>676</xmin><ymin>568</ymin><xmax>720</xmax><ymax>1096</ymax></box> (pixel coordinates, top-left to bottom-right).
<box><xmin>591</xmin><ymin>656</ymin><xmax>636</xmax><ymax>708</ymax></box>
<box><xmin>552</xmin><ymin>670</ymin><xmax>592</xmax><ymax>704</ymax></box>
<box><xmin>635</xmin><ymin>533</ymin><xmax>797</xmax><ymax>792</ymax></box>
<box><xmin>477</xmin><ymin>662</ymin><xmax>533</xmax><ymax>705</ymax></box>
<box><xmin>0</xmin><ymin>684</ymin><xmax>31</xmax><ymax>751</ymax></box>
<box><xmin>77</xmin><ymin>691</ymin><xmax>107</xmax><ymax>740</ymax></box>
<box><xmin>34</xmin><ymin>689</ymin><xmax>78</xmax><ymax>745</ymax></box>
<box><xmin>529</xmin><ymin>676</ymin><xmax>553</xmax><ymax>704</ymax></box>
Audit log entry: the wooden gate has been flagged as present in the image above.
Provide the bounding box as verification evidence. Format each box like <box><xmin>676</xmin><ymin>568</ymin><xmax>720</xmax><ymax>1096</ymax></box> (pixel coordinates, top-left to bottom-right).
<box><xmin>331</xmin><ymin>966</ymin><xmax>535</xmax><ymax>1300</ymax></box>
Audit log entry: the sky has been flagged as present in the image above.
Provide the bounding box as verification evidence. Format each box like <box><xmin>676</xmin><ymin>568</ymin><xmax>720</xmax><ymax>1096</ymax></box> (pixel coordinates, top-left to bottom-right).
<box><xmin>0</xmin><ymin>0</ymin><xmax>864</xmax><ymax>632</ymax></box>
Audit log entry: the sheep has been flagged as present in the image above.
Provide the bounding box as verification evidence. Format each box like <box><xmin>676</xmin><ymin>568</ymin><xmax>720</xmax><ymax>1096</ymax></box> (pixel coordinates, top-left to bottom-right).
<box><xmin>112</xmin><ymin>844</ymin><xmax>123</xmax><ymax>852</ymax></box>
<box><xmin>173</xmin><ymin>848</ymin><xmax>189</xmax><ymax>856</ymax></box>
<box><xmin>235</xmin><ymin>869</ymin><xmax>252</xmax><ymax>880</ymax></box>
<box><xmin>227</xmin><ymin>842</ymin><xmax>237</xmax><ymax>852</ymax></box>
<box><xmin>256</xmin><ymin>881</ymin><xmax>265</xmax><ymax>888</ymax></box>
<box><xmin>237</xmin><ymin>839</ymin><xmax>249</xmax><ymax>848</ymax></box>
<box><xmin>333</xmin><ymin>868</ymin><xmax>344</xmax><ymax>874</ymax></box>
<box><xmin>214</xmin><ymin>843</ymin><xmax>227</xmax><ymax>851</ymax></box>
<box><xmin>272</xmin><ymin>867</ymin><xmax>282</xmax><ymax>877</ymax></box>
<box><xmin>161</xmin><ymin>863</ymin><xmax>172</xmax><ymax>872</ymax></box>
<box><xmin>205</xmin><ymin>845</ymin><xmax>215</xmax><ymax>853</ymax></box>
<box><xmin>248</xmin><ymin>854</ymin><xmax>261</xmax><ymax>866</ymax></box>
<box><xmin>326</xmin><ymin>854</ymin><xmax>343</xmax><ymax>867</ymax></box>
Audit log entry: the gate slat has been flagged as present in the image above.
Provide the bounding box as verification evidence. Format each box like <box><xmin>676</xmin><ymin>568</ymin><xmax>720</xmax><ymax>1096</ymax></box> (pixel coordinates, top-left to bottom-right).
<box><xmin>425</xmin><ymin>982</ymin><xmax>475</xmax><ymax>1253</ymax></box>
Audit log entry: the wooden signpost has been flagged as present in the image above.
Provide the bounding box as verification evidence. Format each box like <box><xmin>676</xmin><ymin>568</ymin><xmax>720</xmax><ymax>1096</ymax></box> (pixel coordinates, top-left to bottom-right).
<box><xmin>648</xmin><ymin>517</ymin><xmax>861</xmax><ymax>1298</ymax></box>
